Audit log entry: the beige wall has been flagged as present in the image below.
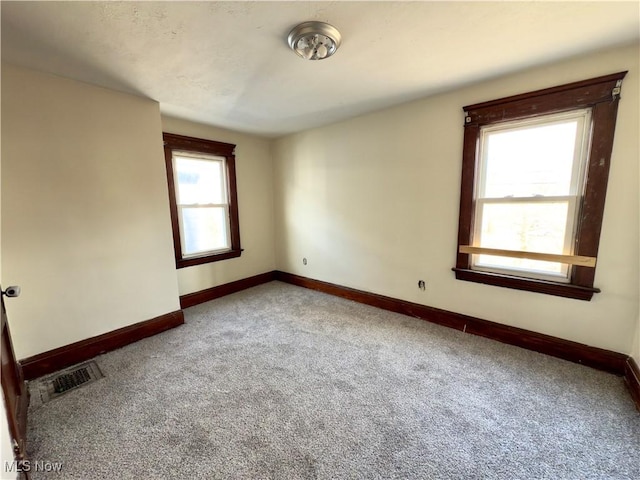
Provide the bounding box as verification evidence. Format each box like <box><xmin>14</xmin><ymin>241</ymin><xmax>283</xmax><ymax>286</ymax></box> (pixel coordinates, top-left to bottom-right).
<box><xmin>161</xmin><ymin>117</ymin><xmax>275</xmax><ymax>296</ymax></box>
<box><xmin>1</xmin><ymin>64</ymin><xmax>180</xmax><ymax>359</ymax></box>
<box><xmin>273</xmin><ymin>44</ymin><xmax>640</xmax><ymax>354</ymax></box>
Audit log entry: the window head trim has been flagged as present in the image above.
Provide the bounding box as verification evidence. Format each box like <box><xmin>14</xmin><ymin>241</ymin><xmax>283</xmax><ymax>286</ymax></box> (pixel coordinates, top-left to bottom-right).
<box><xmin>163</xmin><ymin>132</ymin><xmax>242</xmax><ymax>268</ymax></box>
<box><xmin>454</xmin><ymin>71</ymin><xmax>627</xmax><ymax>300</ymax></box>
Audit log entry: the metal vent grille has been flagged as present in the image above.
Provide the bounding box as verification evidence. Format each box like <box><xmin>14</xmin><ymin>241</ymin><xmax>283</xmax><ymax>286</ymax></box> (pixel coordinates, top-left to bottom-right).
<box><xmin>53</xmin><ymin>367</ymin><xmax>92</xmax><ymax>393</ymax></box>
<box><xmin>37</xmin><ymin>361</ymin><xmax>104</xmax><ymax>403</ymax></box>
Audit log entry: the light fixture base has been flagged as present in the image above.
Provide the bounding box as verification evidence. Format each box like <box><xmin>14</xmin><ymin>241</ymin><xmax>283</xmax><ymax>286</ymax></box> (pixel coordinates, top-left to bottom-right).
<box><xmin>287</xmin><ymin>21</ymin><xmax>341</xmax><ymax>61</ymax></box>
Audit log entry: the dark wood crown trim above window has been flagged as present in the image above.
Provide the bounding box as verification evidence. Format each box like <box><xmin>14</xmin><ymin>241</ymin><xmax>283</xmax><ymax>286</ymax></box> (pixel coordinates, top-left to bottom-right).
<box><xmin>463</xmin><ymin>72</ymin><xmax>627</xmax><ymax>126</ymax></box>
<box><xmin>163</xmin><ymin>133</ymin><xmax>242</xmax><ymax>269</ymax></box>
<box><xmin>455</xmin><ymin>71</ymin><xmax>627</xmax><ymax>300</ymax></box>
<box><xmin>163</xmin><ymin>133</ymin><xmax>235</xmax><ymax>157</ymax></box>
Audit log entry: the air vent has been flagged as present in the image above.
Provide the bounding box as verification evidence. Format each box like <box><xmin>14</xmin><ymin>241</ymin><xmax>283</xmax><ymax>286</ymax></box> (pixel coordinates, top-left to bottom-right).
<box><xmin>37</xmin><ymin>361</ymin><xmax>104</xmax><ymax>403</ymax></box>
<box><xmin>53</xmin><ymin>367</ymin><xmax>92</xmax><ymax>393</ymax></box>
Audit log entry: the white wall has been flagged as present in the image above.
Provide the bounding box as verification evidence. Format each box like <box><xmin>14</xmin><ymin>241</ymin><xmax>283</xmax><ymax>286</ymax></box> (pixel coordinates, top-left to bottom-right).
<box><xmin>1</xmin><ymin>64</ymin><xmax>181</xmax><ymax>360</ymax></box>
<box><xmin>161</xmin><ymin>117</ymin><xmax>275</xmax><ymax>296</ymax></box>
<box><xmin>273</xmin><ymin>44</ymin><xmax>640</xmax><ymax>354</ymax></box>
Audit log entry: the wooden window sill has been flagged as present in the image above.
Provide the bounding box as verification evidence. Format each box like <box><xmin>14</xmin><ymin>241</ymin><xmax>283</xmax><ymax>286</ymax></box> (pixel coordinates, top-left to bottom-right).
<box><xmin>177</xmin><ymin>249</ymin><xmax>242</xmax><ymax>269</ymax></box>
<box><xmin>452</xmin><ymin>268</ymin><xmax>600</xmax><ymax>301</ymax></box>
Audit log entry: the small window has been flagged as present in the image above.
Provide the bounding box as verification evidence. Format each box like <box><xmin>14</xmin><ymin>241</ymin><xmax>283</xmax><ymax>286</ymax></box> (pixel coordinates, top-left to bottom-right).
<box><xmin>454</xmin><ymin>72</ymin><xmax>626</xmax><ymax>300</ymax></box>
<box><xmin>163</xmin><ymin>133</ymin><xmax>241</xmax><ymax>268</ymax></box>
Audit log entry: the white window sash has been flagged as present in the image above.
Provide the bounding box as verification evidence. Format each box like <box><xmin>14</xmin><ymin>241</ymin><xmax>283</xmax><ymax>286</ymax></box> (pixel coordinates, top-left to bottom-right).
<box><xmin>470</xmin><ymin>109</ymin><xmax>591</xmax><ymax>282</ymax></box>
<box><xmin>172</xmin><ymin>152</ymin><xmax>232</xmax><ymax>258</ymax></box>
<box><xmin>177</xmin><ymin>204</ymin><xmax>232</xmax><ymax>258</ymax></box>
<box><xmin>472</xmin><ymin>195</ymin><xmax>578</xmax><ymax>281</ymax></box>
<box><xmin>172</xmin><ymin>151</ymin><xmax>228</xmax><ymax>206</ymax></box>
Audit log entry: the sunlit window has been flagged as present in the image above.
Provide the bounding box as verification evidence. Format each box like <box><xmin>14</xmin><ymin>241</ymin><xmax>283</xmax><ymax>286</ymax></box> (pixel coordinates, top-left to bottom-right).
<box><xmin>163</xmin><ymin>133</ymin><xmax>241</xmax><ymax>268</ymax></box>
<box><xmin>174</xmin><ymin>153</ymin><xmax>230</xmax><ymax>257</ymax></box>
<box><xmin>472</xmin><ymin>110</ymin><xmax>590</xmax><ymax>281</ymax></box>
<box><xmin>454</xmin><ymin>71</ymin><xmax>626</xmax><ymax>300</ymax></box>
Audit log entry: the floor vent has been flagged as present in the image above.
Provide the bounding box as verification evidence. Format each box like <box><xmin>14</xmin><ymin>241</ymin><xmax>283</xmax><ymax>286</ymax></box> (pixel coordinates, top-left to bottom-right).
<box><xmin>37</xmin><ymin>361</ymin><xmax>104</xmax><ymax>403</ymax></box>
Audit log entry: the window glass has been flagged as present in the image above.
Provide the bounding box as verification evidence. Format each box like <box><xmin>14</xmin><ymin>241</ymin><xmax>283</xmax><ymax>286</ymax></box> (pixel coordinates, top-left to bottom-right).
<box><xmin>481</xmin><ymin>119</ymin><xmax>580</xmax><ymax>198</ymax></box>
<box><xmin>173</xmin><ymin>153</ymin><xmax>230</xmax><ymax>257</ymax></box>
<box><xmin>180</xmin><ymin>207</ymin><xmax>229</xmax><ymax>256</ymax></box>
<box><xmin>472</xmin><ymin>111</ymin><xmax>589</xmax><ymax>281</ymax></box>
<box><xmin>163</xmin><ymin>133</ymin><xmax>241</xmax><ymax>268</ymax></box>
<box><xmin>174</xmin><ymin>154</ymin><xmax>226</xmax><ymax>205</ymax></box>
<box><xmin>475</xmin><ymin>201</ymin><xmax>571</xmax><ymax>278</ymax></box>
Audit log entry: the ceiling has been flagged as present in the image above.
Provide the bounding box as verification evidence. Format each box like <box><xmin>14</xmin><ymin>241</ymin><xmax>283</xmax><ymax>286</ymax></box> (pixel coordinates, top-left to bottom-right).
<box><xmin>2</xmin><ymin>1</ymin><xmax>639</xmax><ymax>138</ymax></box>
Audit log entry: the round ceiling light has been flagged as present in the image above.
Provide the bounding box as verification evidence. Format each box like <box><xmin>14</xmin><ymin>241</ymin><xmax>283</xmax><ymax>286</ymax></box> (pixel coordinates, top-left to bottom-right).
<box><xmin>287</xmin><ymin>21</ymin><xmax>341</xmax><ymax>61</ymax></box>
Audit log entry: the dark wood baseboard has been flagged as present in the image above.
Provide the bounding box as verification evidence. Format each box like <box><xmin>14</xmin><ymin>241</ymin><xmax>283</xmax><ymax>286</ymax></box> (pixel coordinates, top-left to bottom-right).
<box><xmin>624</xmin><ymin>357</ymin><xmax>640</xmax><ymax>411</ymax></box>
<box><xmin>20</xmin><ymin>310</ymin><xmax>184</xmax><ymax>380</ymax></box>
<box><xmin>274</xmin><ymin>271</ymin><xmax>628</xmax><ymax>375</ymax></box>
<box><xmin>179</xmin><ymin>271</ymin><xmax>276</xmax><ymax>309</ymax></box>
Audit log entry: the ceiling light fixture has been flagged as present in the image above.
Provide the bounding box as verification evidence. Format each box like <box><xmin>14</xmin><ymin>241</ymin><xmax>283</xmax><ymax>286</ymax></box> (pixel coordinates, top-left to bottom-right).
<box><xmin>287</xmin><ymin>21</ymin><xmax>341</xmax><ymax>61</ymax></box>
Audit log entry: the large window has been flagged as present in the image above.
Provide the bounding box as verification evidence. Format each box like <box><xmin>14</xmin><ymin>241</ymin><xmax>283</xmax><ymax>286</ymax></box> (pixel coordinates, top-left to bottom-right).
<box><xmin>454</xmin><ymin>72</ymin><xmax>626</xmax><ymax>300</ymax></box>
<box><xmin>163</xmin><ymin>133</ymin><xmax>241</xmax><ymax>268</ymax></box>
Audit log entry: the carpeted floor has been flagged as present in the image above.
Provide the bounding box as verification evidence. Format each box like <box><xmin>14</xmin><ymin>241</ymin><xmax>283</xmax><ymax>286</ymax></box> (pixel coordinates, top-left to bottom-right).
<box><xmin>26</xmin><ymin>281</ymin><xmax>640</xmax><ymax>479</ymax></box>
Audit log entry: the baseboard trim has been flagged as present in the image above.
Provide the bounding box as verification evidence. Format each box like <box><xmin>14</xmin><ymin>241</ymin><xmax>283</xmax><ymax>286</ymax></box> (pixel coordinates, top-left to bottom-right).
<box><xmin>179</xmin><ymin>271</ymin><xmax>276</xmax><ymax>309</ymax></box>
<box><xmin>274</xmin><ymin>271</ymin><xmax>628</xmax><ymax>375</ymax></box>
<box><xmin>624</xmin><ymin>357</ymin><xmax>640</xmax><ymax>411</ymax></box>
<box><xmin>20</xmin><ymin>310</ymin><xmax>185</xmax><ymax>380</ymax></box>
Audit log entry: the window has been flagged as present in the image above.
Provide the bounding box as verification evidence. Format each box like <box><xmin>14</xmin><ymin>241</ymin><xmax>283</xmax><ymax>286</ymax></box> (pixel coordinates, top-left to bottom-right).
<box><xmin>454</xmin><ymin>72</ymin><xmax>626</xmax><ymax>300</ymax></box>
<box><xmin>163</xmin><ymin>133</ymin><xmax>241</xmax><ymax>268</ymax></box>
<box><xmin>472</xmin><ymin>110</ymin><xmax>591</xmax><ymax>282</ymax></box>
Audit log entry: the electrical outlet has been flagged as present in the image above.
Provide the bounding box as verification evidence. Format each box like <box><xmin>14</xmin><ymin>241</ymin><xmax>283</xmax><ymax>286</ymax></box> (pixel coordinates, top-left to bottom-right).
<box><xmin>418</xmin><ymin>280</ymin><xmax>426</xmax><ymax>290</ymax></box>
<box><xmin>303</xmin><ymin>258</ymin><xmax>307</xmax><ymax>265</ymax></box>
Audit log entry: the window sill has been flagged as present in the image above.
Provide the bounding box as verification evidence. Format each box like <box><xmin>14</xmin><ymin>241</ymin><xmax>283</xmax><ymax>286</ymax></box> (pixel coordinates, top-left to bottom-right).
<box><xmin>452</xmin><ymin>268</ymin><xmax>600</xmax><ymax>301</ymax></box>
<box><xmin>177</xmin><ymin>249</ymin><xmax>243</xmax><ymax>269</ymax></box>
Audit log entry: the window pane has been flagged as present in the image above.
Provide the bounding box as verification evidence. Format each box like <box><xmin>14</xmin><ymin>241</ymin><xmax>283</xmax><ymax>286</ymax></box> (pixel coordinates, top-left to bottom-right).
<box><xmin>483</xmin><ymin>120</ymin><xmax>579</xmax><ymax>198</ymax></box>
<box><xmin>181</xmin><ymin>207</ymin><xmax>229</xmax><ymax>255</ymax></box>
<box><xmin>475</xmin><ymin>254</ymin><xmax>566</xmax><ymax>277</ymax></box>
<box><xmin>476</xmin><ymin>201</ymin><xmax>570</xmax><ymax>275</ymax></box>
<box><xmin>175</xmin><ymin>155</ymin><xmax>225</xmax><ymax>205</ymax></box>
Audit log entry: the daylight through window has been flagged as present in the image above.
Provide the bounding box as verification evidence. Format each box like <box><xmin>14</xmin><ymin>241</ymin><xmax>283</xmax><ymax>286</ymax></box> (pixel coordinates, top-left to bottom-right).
<box><xmin>174</xmin><ymin>153</ymin><xmax>230</xmax><ymax>257</ymax></box>
<box><xmin>454</xmin><ymin>72</ymin><xmax>626</xmax><ymax>300</ymax></box>
<box><xmin>164</xmin><ymin>133</ymin><xmax>241</xmax><ymax>268</ymax></box>
<box><xmin>472</xmin><ymin>110</ymin><xmax>591</xmax><ymax>282</ymax></box>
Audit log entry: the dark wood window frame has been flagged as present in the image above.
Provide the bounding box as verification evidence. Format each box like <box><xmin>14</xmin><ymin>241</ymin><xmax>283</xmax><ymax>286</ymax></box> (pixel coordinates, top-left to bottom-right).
<box><xmin>453</xmin><ymin>71</ymin><xmax>627</xmax><ymax>301</ymax></box>
<box><xmin>163</xmin><ymin>132</ymin><xmax>242</xmax><ymax>268</ymax></box>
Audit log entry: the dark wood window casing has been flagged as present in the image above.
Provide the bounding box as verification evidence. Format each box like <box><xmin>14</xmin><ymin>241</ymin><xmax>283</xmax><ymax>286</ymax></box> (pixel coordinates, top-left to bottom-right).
<box><xmin>163</xmin><ymin>132</ymin><xmax>242</xmax><ymax>268</ymax></box>
<box><xmin>454</xmin><ymin>72</ymin><xmax>627</xmax><ymax>301</ymax></box>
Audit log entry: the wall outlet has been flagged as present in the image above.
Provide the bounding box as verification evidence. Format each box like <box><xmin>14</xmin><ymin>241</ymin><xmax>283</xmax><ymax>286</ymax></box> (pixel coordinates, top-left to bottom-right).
<box><xmin>303</xmin><ymin>258</ymin><xmax>307</xmax><ymax>265</ymax></box>
<box><xmin>418</xmin><ymin>280</ymin><xmax>426</xmax><ymax>290</ymax></box>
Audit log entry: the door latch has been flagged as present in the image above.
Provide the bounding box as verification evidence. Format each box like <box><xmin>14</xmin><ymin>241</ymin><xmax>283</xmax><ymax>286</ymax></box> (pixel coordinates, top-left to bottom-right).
<box><xmin>1</xmin><ymin>286</ymin><xmax>21</xmax><ymax>298</ymax></box>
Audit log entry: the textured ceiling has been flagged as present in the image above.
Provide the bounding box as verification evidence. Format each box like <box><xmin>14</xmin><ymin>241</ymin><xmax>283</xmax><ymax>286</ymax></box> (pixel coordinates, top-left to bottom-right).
<box><xmin>2</xmin><ymin>1</ymin><xmax>639</xmax><ymax>137</ymax></box>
